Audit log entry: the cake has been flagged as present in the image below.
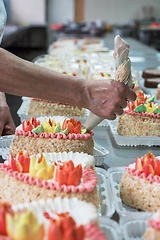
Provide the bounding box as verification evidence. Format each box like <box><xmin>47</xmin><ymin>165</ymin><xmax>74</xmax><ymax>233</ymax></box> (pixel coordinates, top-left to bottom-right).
<box><xmin>156</xmin><ymin>83</ymin><xmax>160</xmax><ymax>100</ymax></box>
<box><xmin>142</xmin><ymin>68</ymin><xmax>160</xmax><ymax>79</ymax></box>
<box><xmin>0</xmin><ymin>151</ymin><xmax>99</xmax><ymax>208</ymax></box>
<box><xmin>143</xmin><ymin>210</ymin><xmax>160</xmax><ymax>240</ymax></box>
<box><xmin>0</xmin><ymin>197</ymin><xmax>107</xmax><ymax>240</ymax></box>
<box><xmin>117</xmin><ymin>91</ymin><xmax>160</xmax><ymax>136</ymax></box>
<box><xmin>27</xmin><ymin>98</ymin><xmax>86</xmax><ymax>117</ymax></box>
<box><xmin>120</xmin><ymin>152</ymin><xmax>160</xmax><ymax>212</ymax></box>
<box><xmin>144</xmin><ymin>77</ymin><xmax>160</xmax><ymax>88</ymax></box>
<box><xmin>9</xmin><ymin>116</ymin><xmax>94</xmax><ymax>157</ymax></box>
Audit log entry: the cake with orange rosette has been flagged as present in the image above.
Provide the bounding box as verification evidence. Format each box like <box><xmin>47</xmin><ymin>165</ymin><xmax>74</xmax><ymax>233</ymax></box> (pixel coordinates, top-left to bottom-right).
<box><xmin>143</xmin><ymin>209</ymin><xmax>160</xmax><ymax>240</ymax></box>
<box><xmin>120</xmin><ymin>152</ymin><xmax>160</xmax><ymax>212</ymax></box>
<box><xmin>0</xmin><ymin>150</ymin><xmax>99</xmax><ymax>208</ymax></box>
<box><xmin>9</xmin><ymin>116</ymin><xmax>94</xmax><ymax>158</ymax></box>
<box><xmin>27</xmin><ymin>98</ymin><xmax>86</xmax><ymax>117</ymax></box>
<box><xmin>117</xmin><ymin>91</ymin><xmax>160</xmax><ymax>136</ymax></box>
<box><xmin>0</xmin><ymin>198</ymin><xmax>108</xmax><ymax>240</ymax></box>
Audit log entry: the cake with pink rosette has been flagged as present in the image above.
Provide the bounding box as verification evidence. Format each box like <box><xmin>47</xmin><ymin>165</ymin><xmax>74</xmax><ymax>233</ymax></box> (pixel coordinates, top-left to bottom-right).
<box><xmin>9</xmin><ymin>116</ymin><xmax>94</xmax><ymax>157</ymax></box>
<box><xmin>143</xmin><ymin>210</ymin><xmax>160</xmax><ymax>240</ymax></box>
<box><xmin>120</xmin><ymin>152</ymin><xmax>160</xmax><ymax>212</ymax></box>
<box><xmin>0</xmin><ymin>151</ymin><xmax>99</xmax><ymax>208</ymax></box>
<box><xmin>117</xmin><ymin>91</ymin><xmax>160</xmax><ymax>137</ymax></box>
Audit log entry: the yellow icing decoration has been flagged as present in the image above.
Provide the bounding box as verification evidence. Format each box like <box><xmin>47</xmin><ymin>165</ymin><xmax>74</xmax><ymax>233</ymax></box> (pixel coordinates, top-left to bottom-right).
<box><xmin>42</xmin><ymin>119</ymin><xmax>55</xmax><ymax>134</ymax></box>
<box><xmin>6</xmin><ymin>210</ymin><xmax>44</xmax><ymax>240</ymax></box>
<box><xmin>29</xmin><ymin>154</ymin><xmax>55</xmax><ymax>180</ymax></box>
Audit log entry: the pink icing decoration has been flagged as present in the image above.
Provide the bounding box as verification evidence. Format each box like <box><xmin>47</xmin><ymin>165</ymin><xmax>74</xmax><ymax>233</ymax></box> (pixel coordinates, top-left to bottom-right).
<box><xmin>15</xmin><ymin>130</ymin><xmax>94</xmax><ymax>139</ymax></box>
<box><xmin>84</xmin><ymin>223</ymin><xmax>107</xmax><ymax>240</ymax></box>
<box><xmin>0</xmin><ymin>164</ymin><xmax>97</xmax><ymax>193</ymax></box>
<box><xmin>125</xmin><ymin>167</ymin><xmax>160</xmax><ymax>183</ymax></box>
<box><xmin>124</xmin><ymin>109</ymin><xmax>160</xmax><ymax>118</ymax></box>
<box><xmin>133</xmin><ymin>84</ymin><xmax>140</xmax><ymax>90</ymax></box>
<box><xmin>148</xmin><ymin>219</ymin><xmax>160</xmax><ymax>230</ymax></box>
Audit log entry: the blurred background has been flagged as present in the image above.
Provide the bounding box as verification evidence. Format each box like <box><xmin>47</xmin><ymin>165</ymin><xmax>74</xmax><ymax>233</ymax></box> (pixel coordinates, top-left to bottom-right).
<box><xmin>1</xmin><ymin>0</ymin><xmax>160</xmax><ymax>127</ymax></box>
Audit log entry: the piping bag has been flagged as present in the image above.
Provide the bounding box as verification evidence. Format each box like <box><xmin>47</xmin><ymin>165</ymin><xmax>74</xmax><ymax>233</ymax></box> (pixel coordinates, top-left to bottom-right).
<box><xmin>84</xmin><ymin>35</ymin><xmax>132</xmax><ymax>132</ymax></box>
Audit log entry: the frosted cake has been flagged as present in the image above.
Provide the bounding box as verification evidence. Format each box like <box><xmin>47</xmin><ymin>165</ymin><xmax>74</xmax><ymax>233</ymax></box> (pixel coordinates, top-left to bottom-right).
<box><xmin>120</xmin><ymin>152</ymin><xmax>160</xmax><ymax>212</ymax></box>
<box><xmin>0</xmin><ymin>151</ymin><xmax>99</xmax><ymax>208</ymax></box>
<box><xmin>117</xmin><ymin>91</ymin><xmax>160</xmax><ymax>137</ymax></box>
<box><xmin>9</xmin><ymin>116</ymin><xmax>94</xmax><ymax>157</ymax></box>
<box><xmin>143</xmin><ymin>210</ymin><xmax>160</xmax><ymax>240</ymax></box>
<box><xmin>0</xmin><ymin>197</ymin><xmax>107</xmax><ymax>240</ymax></box>
<box><xmin>28</xmin><ymin>98</ymin><xmax>86</xmax><ymax>117</ymax></box>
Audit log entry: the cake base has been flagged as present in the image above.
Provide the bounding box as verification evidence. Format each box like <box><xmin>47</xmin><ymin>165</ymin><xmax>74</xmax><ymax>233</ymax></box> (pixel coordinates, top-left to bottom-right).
<box><xmin>120</xmin><ymin>172</ymin><xmax>160</xmax><ymax>212</ymax></box>
<box><xmin>143</xmin><ymin>227</ymin><xmax>160</xmax><ymax>240</ymax></box>
<box><xmin>9</xmin><ymin>135</ymin><xmax>94</xmax><ymax>157</ymax></box>
<box><xmin>28</xmin><ymin>99</ymin><xmax>85</xmax><ymax>117</ymax></box>
<box><xmin>0</xmin><ymin>171</ymin><xmax>100</xmax><ymax>208</ymax></box>
<box><xmin>117</xmin><ymin>113</ymin><xmax>160</xmax><ymax>137</ymax></box>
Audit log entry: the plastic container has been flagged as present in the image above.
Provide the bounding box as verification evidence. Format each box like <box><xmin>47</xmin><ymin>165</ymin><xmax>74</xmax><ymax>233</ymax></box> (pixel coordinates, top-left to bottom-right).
<box><xmin>108</xmin><ymin>118</ymin><xmax>160</xmax><ymax>146</ymax></box>
<box><xmin>120</xmin><ymin>213</ymin><xmax>153</xmax><ymax>240</ymax></box>
<box><xmin>108</xmin><ymin>167</ymin><xmax>152</xmax><ymax>217</ymax></box>
<box><xmin>100</xmin><ymin>216</ymin><xmax>122</xmax><ymax>240</ymax></box>
<box><xmin>96</xmin><ymin>167</ymin><xmax>115</xmax><ymax>218</ymax></box>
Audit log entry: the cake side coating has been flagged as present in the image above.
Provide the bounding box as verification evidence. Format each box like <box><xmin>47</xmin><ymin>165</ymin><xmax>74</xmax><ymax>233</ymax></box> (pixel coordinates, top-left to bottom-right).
<box><xmin>28</xmin><ymin>98</ymin><xmax>85</xmax><ymax>117</ymax></box>
<box><xmin>120</xmin><ymin>172</ymin><xmax>160</xmax><ymax>212</ymax></box>
<box><xmin>0</xmin><ymin>170</ymin><xmax>99</xmax><ymax>208</ymax></box>
<box><xmin>143</xmin><ymin>227</ymin><xmax>160</xmax><ymax>240</ymax></box>
<box><xmin>9</xmin><ymin>135</ymin><xmax>94</xmax><ymax>157</ymax></box>
<box><xmin>117</xmin><ymin>113</ymin><xmax>160</xmax><ymax>136</ymax></box>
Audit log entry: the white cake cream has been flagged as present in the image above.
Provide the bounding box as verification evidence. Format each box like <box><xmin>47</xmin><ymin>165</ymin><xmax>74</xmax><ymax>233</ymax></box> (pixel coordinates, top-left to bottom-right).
<box><xmin>0</xmin><ymin>197</ymin><xmax>108</xmax><ymax>240</ymax></box>
<box><xmin>120</xmin><ymin>152</ymin><xmax>160</xmax><ymax>212</ymax></box>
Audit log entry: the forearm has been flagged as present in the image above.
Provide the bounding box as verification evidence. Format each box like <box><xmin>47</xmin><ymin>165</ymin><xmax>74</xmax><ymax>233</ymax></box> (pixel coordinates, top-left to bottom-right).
<box><xmin>0</xmin><ymin>91</ymin><xmax>7</xmax><ymax>107</ymax></box>
<box><xmin>0</xmin><ymin>48</ymin><xmax>88</xmax><ymax>107</ymax></box>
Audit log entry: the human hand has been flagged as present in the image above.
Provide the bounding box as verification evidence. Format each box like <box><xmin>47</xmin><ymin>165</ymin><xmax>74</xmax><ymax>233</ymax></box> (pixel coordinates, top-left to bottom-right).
<box><xmin>84</xmin><ymin>79</ymin><xmax>136</xmax><ymax>120</ymax></box>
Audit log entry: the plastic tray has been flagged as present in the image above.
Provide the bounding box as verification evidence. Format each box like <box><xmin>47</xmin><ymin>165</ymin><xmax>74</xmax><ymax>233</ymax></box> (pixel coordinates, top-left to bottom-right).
<box><xmin>108</xmin><ymin>167</ymin><xmax>152</xmax><ymax>217</ymax></box>
<box><xmin>17</xmin><ymin>98</ymin><xmax>109</xmax><ymax>127</ymax></box>
<box><xmin>120</xmin><ymin>213</ymin><xmax>153</xmax><ymax>240</ymax></box>
<box><xmin>96</xmin><ymin>167</ymin><xmax>115</xmax><ymax>218</ymax></box>
<box><xmin>108</xmin><ymin>118</ymin><xmax>160</xmax><ymax>146</ymax></box>
<box><xmin>99</xmin><ymin>216</ymin><xmax>122</xmax><ymax>240</ymax></box>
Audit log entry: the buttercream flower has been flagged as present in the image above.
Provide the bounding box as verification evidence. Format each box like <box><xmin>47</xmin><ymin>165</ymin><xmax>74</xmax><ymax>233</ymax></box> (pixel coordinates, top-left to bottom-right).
<box><xmin>29</xmin><ymin>154</ymin><xmax>55</xmax><ymax>180</ymax></box>
<box><xmin>8</xmin><ymin>150</ymin><xmax>30</xmax><ymax>173</ymax></box>
<box><xmin>62</xmin><ymin>118</ymin><xmax>82</xmax><ymax>134</ymax></box>
<box><xmin>145</xmin><ymin>102</ymin><xmax>155</xmax><ymax>113</ymax></box>
<box><xmin>22</xmin><ymin>117</ymin><xmax>40</xmax><ymax>132</ymax></box>
<box><xmin>6</xmin><ymin>210</ymin><xmax>44</xmax><ymax>240</ymax></box>
<box><xmin>55</xmin><ymin>160</ymin><xmax>82</xmax><ymax>186</ymax></box>
<box><xmin>0</xmin><ymin>202</ymin><xmax>14</xmax><ymax>236</ymax></box>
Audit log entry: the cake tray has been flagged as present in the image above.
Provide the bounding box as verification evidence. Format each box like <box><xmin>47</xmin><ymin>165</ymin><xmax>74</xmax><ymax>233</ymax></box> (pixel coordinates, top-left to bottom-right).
<box><xmin>120</xmin><ymin>213</ymin><xmax>153</xmax><ymax>240</ymax></box>
<box><xmin>99</xmin><ymin>216</ymin><xmax>122</xmax><ymax>240</ymax></box>
<box><xmin>17</xmin><ymin>98</ymin><xmax>109</xmax><ymax>127</ymax></box>
<box><xmin>108</xmin><ymin>167</ymin><xmax>153</xmax><ymax>217</ymax></box>
<box><xmin>108</xmin><ymin>118</ymin><xmax>160</xmax><ymax>146</ymax></box>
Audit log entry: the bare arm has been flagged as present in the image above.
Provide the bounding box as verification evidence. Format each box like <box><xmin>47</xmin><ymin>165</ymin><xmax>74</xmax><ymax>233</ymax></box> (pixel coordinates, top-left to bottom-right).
<box><xmin>0</xmin><ymin>92</ymin><xmax>15</xmax><ymax>135</ymax></box>
<box><xmin>0</xmin><ymin>48</ymin><xmax>136</xmax><ymax>120</ymax></box>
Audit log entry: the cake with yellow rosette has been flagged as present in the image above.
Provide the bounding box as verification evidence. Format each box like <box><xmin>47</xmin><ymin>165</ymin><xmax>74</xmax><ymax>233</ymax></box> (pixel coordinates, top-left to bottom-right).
<box><xmin>143</xmin><ymin>209</ymin><xmax>160</xmax><ymax>240</ymax></box>
<box><xmin>9</xmin><ymin>116</ymin><xmax>94</xmax><ymax>157</ymax></box>
<box><xmin>120</xmin><ymin>152</ymin><xmax>160</xmax><ymax>212</ymax></box>
<box><xmin>0</xmin><ymin>197</ymin><xmax>108</xmax><ymax>240</ymax></box>
<box><xmin>117</xmin><ymin>91</ymin><xmax>160</xmax><ymax>137</ymax></box>
<box><xmin>0</xmin><ymin>150</ymin><xmax>99</xmax><ymax>208</ymax></box>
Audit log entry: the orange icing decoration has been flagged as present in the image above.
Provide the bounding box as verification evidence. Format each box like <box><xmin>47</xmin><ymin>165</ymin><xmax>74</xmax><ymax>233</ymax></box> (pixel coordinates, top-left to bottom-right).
<box><xmin>8</xmin><ymin>151</ymin><xmax>30</xmax><ymax>173</ymax></box>
<box><xmin>135</xmin><ymin>152</ymin><xmax>160</xmax><ymax>176</ymax></box>
<box><xmin>22</xmin><ymin>117</ymin><xmax>41</xmax><ymax>132</ymax></box>
<box><xmin>48</xmin><ymin>214</ymin><xmax>84</xmax><ymax>240</ymax></box>
<box><xmin>62</xmin><ymin>118</ymin><xmax>82</xmax><ymax>134</ymax></box>
<box><xmin>55</xmin><ymin>160</ymin><xmax>82</xmax><ymax>186</ymax></box>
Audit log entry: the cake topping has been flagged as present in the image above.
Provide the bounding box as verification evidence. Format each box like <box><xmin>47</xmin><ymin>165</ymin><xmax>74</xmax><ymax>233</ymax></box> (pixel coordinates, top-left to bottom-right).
<box><xmin>21</xmin><ymin>117</ymin><xmax>88</xmax><ymax>136</ymax></box>
<box><xmin>126</xmin><ymin>91</ymin><xmax>160</xmax><ymax>115</ymax></box>
<box><xmin>55</xmin><ymin>160</ymin><xmax>82</xmax><ymax>186</ymax></box>
<box><xmin>148</xmin><ymin>210</ymin><xmax>160</xmax><ymax>230</ymax></box>
<box><xmin>29</xmin><ymin>154</ymin><xmax>55</xmax><ymax>181</ymax></box>
<box><xmin>8</xmin><ymin>151</ymin><xmax>30</xmax><ymax>173</ymax></box>
<box><xmin>0</xmin><ymin>203</ymin><xmax>14</xmax><ymax>236</ymax></box>
<box><xmin>6</xmin><ymin>210</ymin><xmax>44</xmax><ymax>240</ymax></box>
